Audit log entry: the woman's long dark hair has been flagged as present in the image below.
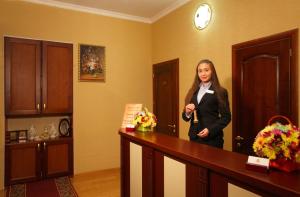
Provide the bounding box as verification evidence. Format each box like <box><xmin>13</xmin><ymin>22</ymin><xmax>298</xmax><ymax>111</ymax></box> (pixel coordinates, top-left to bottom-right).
<box><xmin>184</xmin><ymin>59</ymin><xmax>227</xmax><ymax>109</ymax></box>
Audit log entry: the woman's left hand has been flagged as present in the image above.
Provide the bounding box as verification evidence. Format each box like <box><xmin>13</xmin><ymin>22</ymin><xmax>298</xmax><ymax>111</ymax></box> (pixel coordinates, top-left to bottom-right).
<box><xmin>197</xmin><ymin>128</ymin><xmax>209</xmax><ymax>138</ymax></box>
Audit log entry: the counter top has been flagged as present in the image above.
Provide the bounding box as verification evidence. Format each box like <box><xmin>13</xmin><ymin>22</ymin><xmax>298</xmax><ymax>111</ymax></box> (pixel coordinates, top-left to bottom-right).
<box><xmin>119</xmin><ymin>129</ymin><xmax>300</xmax><ymax>196</ymax></box>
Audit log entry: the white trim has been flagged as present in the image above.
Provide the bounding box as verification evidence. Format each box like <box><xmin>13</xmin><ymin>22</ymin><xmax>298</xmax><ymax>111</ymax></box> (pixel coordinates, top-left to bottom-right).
<box><xmin>22</xmin><ymin>0</ymin><xmax>191</xmax><ymax>24</ymax></box>
<box><xmin>3</xmin><ymin>34</ymin><xmax>74</xmax><ymax>44</ymax></box>
<box><xmin>22</xmin><ymin>0</ymin><xmax>151</xmax><ymax>23</ymax></box>
<box><xmin>150</xmin><ymin>0</ymin><xmax>192</xmax><ymax>23</ymax></box>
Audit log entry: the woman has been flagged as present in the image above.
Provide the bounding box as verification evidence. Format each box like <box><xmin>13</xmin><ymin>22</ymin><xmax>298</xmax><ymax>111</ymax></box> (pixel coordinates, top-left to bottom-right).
<box><xmin>182</xmin><ymin>59</ymin><xmax>231</xmax><ymax>148</ymax></box>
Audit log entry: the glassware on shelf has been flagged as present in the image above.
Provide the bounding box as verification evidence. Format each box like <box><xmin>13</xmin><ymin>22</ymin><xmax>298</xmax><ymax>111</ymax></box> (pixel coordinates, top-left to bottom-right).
<box><xmin>28</xmin><ymin>125</ymin><xmax>36</xmax><ymax>141</ymax></box>
<box><xmin>49</xmin><ymin>123</ymin><xmax>58</xmax><ymax>138</ymax></box>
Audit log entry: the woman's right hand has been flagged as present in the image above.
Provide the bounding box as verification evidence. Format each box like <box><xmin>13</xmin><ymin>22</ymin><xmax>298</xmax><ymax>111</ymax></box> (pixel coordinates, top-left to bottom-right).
<box><xmin>185</xmin><ymin>103</ymin><xmax>195</xmax><ymax>114</ymax></box>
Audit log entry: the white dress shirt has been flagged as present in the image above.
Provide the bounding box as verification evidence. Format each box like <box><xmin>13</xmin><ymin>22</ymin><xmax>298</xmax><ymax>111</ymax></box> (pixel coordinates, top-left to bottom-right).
<box><xmin>197</xmin><ymin>81</ymin><xmax>212</xmax><ymax>103</ymax></box>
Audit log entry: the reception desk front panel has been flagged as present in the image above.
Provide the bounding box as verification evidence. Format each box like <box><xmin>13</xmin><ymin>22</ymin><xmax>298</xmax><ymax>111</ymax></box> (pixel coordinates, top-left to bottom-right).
<box><xmin>129</xmin><ymin>142</ymin><xmax>142</xmax><ymax>197</ymax></box>
<box><xmin>120</xmin><ymin>130</ymin><xmax>300</xmax><ymax>197</ymax></box>
<box><xmin>164</xmin><ymin>156</ymin><xmax>185</xmax><ymax>197</ymax></box>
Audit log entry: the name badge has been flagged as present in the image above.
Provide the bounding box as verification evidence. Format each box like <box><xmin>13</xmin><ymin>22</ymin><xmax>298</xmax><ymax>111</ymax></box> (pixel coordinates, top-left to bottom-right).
<box><xmin>206</xmin><ymin>90</ymin><xmax>214</xmax><ymax>94</ymax></box>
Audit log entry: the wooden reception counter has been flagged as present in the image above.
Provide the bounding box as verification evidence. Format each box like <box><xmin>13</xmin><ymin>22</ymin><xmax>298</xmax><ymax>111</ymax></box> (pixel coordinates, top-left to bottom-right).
<box><xmin>119</xmin><ymin>129</ymin><xmax>300</xmax><ymax>197</ymax></box>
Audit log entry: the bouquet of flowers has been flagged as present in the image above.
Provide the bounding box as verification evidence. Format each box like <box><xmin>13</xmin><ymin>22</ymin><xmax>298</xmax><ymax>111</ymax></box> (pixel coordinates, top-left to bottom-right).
<box><xmin>132</xmin><ymin>107</ymin><xmax>157</xmax><ymax>132</ymax></box>
<box><xmin>253</xmin><ymin>115</ymin><xmax>300</xmax><ymax>172</ymax></box>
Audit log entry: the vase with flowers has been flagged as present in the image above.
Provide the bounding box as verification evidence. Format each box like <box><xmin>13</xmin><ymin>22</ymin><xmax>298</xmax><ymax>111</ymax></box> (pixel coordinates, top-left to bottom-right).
<box><xmin>253</xmin><ymin>115</ymin><xmax>300</xmax><ymax>172</ymax></box>
<box><xmin>132</xmin><ymin>107</ymin><xmax>157</xmax><ymax>132</ymax></box>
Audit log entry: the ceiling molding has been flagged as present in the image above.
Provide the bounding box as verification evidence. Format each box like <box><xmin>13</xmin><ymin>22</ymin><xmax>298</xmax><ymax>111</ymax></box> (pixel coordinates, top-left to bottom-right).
<box><xmin>22</xmin><ymin>0</ymin><xmax>191</xmax><ymax>24</ymax></box>
<box><xmin>150</xmin><ymin>0</ymin><xmax>191</xmax><ymax>23</ymax></box>
<box><xmin>22</xmin><ymin>0</ymin><xmax>151</xmax><ymax>23</ymax></box>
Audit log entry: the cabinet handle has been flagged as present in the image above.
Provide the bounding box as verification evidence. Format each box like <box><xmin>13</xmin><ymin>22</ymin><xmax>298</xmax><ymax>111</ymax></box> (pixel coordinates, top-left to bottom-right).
<box><xmin>37</xmin><ymin>104</ymin><xmax>40</xmax><ymax>110</ymax></box>
<box><xmin>43</xmin><ymin>104</ymin><xmax>46</xmax><ymax>110</ymax></box>
<box><xmin>37</xmin><ymin>143</ymin><xmax>40</xmax><ymax>151</ymax></box>
<box><xmin>43</xmin><ymin>142</ymin><xmax>46</xmax><ymax>149</ymax></box>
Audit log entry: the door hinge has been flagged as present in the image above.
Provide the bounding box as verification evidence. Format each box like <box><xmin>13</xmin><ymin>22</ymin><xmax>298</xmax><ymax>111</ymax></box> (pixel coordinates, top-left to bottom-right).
<box><xmin>289</xmin><ymin>48</ymin><xmax>292</xmax><ymax>57</ymax></box>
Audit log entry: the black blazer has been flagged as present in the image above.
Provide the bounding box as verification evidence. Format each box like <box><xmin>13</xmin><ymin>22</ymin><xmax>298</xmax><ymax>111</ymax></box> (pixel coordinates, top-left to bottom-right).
<box><xmin>182</xmin><ymin>86</ymin><xmax>231</xmax><ymax>148</ymax></box>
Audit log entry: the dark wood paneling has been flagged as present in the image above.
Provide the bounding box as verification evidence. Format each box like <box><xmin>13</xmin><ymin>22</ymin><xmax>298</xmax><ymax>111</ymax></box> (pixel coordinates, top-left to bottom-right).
<box><xmin>154</xmin><ymin>150</ymin><xmax>164</xmax><ymax>197</ymax></box>
<box><xmin>153</xmin><ymin>59</ymin><xmax>179</xmax><ymax>137</ymax></box>
<box><xmin>5</xmin><ymin>138</ymin><xmax>73</xmax><ymax>186</ymax></box>
<box><xmin>119</xmin><ymin>130</ymin><xmax>300</xmax><ymax>197</ymax></box>
<box><xmin>209</xmin><ymin>172</ymin><xmax>228</xmax><ymax>197</ymax></box>
<box><xmin>5</xmin><ymin>37</ymin><xmax>41</xmax><ymax>116</ymax></box>
<box><xmin>4</xmin><ymin>37</ymin><xmax>73</xmax><ymax>117</ymax></box>
<box><xmin>42</xmin><ymin>41</ymin><xmax>73</xmax><ymax>114</ymax></box>
<box><xmin>120</xmin><ymin>137</ymin><xmax>130</xmax><ymax>197</ymax></box>
<box><xmin>5</xmin><ymin>142</ymin><xmax>40</xmax><ymax>185</ymax></box>
<box><xmin>142</xmin><ymin>146</ymin><xmax>153</xmax><ymax>197</ymax></box>
<box><xmin>186</xmin><ymin>163</ymin><xmax>208</xmax><ymax>197</ymax></box>
<box><xmin>44</xmin><ymin>138</ymin><xmax>73</xmax><ymax>178</ymax></box>
<box><xmin>232</xmin><ymin>29</ymin><xmax>298</xmax><ymax>155</ymax></box>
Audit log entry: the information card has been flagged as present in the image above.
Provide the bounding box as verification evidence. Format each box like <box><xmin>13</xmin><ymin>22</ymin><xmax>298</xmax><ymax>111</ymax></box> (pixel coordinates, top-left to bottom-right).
<box><xmin>121</xmin><ymin>104</ymin><xmax>143</xmax><ymax>128</ymax></box>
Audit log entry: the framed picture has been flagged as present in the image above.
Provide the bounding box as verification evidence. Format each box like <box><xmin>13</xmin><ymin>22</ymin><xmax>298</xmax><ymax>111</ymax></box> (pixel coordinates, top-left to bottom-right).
<box><xmin>9</xmin><ymin>131</ymin><xmax>18</xmax><ymax>142</ymax></box>
<box><xmin>18</xmin><ymin>130</ymin><xmax>28</xmax><ymax>142</ymax></box>
<box><xmin>79</xmin><ymin>44</ymin><xmax>105</xmax><ymax>82</ymax></box>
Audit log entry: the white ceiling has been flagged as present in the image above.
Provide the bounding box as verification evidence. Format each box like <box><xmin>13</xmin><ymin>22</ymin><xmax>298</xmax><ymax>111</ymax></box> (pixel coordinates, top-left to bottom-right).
<box><xmin>24</xmin><ymin>0</ymin><xmax>191</xmax><ymax>23</ymax></box>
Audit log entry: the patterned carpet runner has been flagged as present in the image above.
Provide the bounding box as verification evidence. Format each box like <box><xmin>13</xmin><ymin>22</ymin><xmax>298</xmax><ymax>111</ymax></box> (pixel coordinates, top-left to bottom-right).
<box><xmin>7</xmin><ymin>177</ymin><xmax>78</xmax><ymax>197</ymax></box>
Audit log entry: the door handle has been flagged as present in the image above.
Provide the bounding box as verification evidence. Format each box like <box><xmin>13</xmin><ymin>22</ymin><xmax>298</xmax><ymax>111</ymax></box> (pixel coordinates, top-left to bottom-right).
<box><xmin>235</xmin><ymin>136</ymin><xmax>244</xmax><ymax>141</ymax></box>
<box><xmin>167</xmin><ymin>124</ymin><xmax>176</xmax><ymax>128</ymax></box>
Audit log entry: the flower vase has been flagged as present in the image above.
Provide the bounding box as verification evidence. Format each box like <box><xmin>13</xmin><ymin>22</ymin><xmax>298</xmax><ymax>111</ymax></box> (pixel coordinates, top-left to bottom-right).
<box><xmin>270</xmin><ymin>158</ymin><xmax>299</xmax><ymax>172</ymax></box>
<box><xmin>136</xmin><ymin>125</ymin><xmax>151</xmax><ymax>132</ymax></box>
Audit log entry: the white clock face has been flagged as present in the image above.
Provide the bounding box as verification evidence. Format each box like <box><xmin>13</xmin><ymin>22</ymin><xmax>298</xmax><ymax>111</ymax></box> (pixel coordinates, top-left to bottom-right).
<box><xmin>194</xmin><ymin>4</ymin><xmax>212</xmax><ymax>30</ymax></box>
<box><xmin>59</xmin><ymin>119</ymin><xmax>70</xmax><ymax>136</ymax></box>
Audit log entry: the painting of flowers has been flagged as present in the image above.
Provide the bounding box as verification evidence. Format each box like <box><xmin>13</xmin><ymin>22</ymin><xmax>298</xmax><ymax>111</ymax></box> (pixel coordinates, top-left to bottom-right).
<box><xmin>79</xmin><ymin>44</ymin><xmax>105</xmax><ymax>82</ymax></box>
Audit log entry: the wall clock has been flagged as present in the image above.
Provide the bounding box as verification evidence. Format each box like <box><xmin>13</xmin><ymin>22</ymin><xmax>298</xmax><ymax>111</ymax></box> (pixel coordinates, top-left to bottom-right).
<box><xmin>59</xmin><ymin>118</ymin><xmax>70</xmax><ymax>137</ymax></box>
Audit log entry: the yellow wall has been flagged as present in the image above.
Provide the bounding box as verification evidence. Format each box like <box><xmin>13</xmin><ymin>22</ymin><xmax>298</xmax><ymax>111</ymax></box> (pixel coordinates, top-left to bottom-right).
<box><xmin>0</xmin><ymin>1</ymin><xmax>151</xmax><ymax>189</ymax></box>
<box><xmin>1</xmin><ymin>0</ymin><xmax>300</xmax><ymax>190</ymax></box>
<box><xmin>152</xmin><ymin>0</ymin><xmax>300</xmax><ymax>150</ymax></box>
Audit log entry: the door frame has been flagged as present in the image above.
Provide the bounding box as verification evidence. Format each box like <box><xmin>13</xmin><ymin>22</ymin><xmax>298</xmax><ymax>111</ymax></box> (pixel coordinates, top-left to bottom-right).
<box><xmin>232</xmin><ymin>29</ymin><xmax>298</xmax><ymax>151</ymax></box>
<box><xmin>153</xmin><ymin>58</ymin><xmax>179</xmax><ymax>137</ymax></box>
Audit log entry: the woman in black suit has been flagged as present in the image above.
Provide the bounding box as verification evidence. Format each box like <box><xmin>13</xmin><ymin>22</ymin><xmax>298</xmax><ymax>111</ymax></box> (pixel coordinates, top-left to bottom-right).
<box><xmin>182</xmin><ymin>59</ymin><xmax>231</xmax><ymax>148</ymax></box>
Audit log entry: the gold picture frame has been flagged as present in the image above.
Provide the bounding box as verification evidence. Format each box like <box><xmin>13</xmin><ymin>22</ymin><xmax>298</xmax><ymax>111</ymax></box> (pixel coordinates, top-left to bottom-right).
<box><xmin>9</xmin><ymin>131</ymin><xmax>18</xmax><ymax>142</ymax></box>
<box><xmin>79</xmin><ymin>44</ymin><xmax>105</xmax><ymax>82</ymax></box>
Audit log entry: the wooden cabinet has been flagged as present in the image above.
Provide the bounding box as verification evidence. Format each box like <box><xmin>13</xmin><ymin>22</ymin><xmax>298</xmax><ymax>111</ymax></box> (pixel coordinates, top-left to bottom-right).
<box><xmin>5</xmin><ymin>37</ymin><xmax>73</xmax><ymax>116</ymax></box>
<box><xmin>5</xmin><ymin>142</ymin><xmax>40</xmax><ymax>184</ymax></box>
<box><xmin>43</xmin><ymin>138</ymin><xmax>73</xmax><ymax>178</ymax></box>
<box><xmin>4</xmin><ymin>36</ymin><xmax>74</xmax><ymax>186</ymax></box>
<box><xmin>5</xmin><ymin>138</ymin><xmax>73</xmax><ymax>185</ymax></box>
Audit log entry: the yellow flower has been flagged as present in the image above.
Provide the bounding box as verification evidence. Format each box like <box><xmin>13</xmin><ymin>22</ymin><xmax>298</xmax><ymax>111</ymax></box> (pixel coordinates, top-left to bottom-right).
<box><xmin>253</xmin><ymin>122</ymin><xmax>300</xmax><ymax>163</ymax></box>
<box><xmin>132</xmin><ymin>107</ymin><xmax>157</xmax><ymax>129</ymax></box>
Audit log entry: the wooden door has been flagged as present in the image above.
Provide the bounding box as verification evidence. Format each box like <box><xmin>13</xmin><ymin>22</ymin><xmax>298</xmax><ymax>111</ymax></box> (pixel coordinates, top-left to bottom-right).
<box><xmin>43</xmin><ymin>138</ymin><xmax>73</xmax><ymax>178</ymax></box>
<box><xmin>153</xmin><ymin>59</ymin><xmax>179</xmax><ymax>137</ymax></box>
<box><xmin>5</xmin><ymin>37</ymin><xmax>41</xmax><ymax>116</ymax></box>
<box><xmin>42</xmin><ymin>41</ymin><xmax>73</xmax><ymax>114</ymax></box>
<box><xmin>232</xmin><ymin>29</ymin><xmax>298</xmax><ymax>155</ymax></box>
<box><xmin>5</xmin><ymin>143</ymin><xmax>41</xmax><ymax>185</ymax></box>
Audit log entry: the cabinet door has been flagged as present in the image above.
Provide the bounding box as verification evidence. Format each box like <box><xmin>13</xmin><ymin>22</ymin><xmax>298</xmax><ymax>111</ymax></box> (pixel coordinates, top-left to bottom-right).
<box><xmin>5</xmin><ymin>143</ymin><xmax>41</xmax><ymax>185</ymax></box>
<box><xmin>42</xmin><ymin>42</ymin><xmax>73</xmax><ymax>114</ymax></box>
<box><xmin>5</xmin><ymin>37</ymin><xmax>41</xmax><ymax>116</ymax></box>
<box><xmin>43</xmin><ymin>138</ymin><xmax>73</xmax><ymax>178</ymax></box>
